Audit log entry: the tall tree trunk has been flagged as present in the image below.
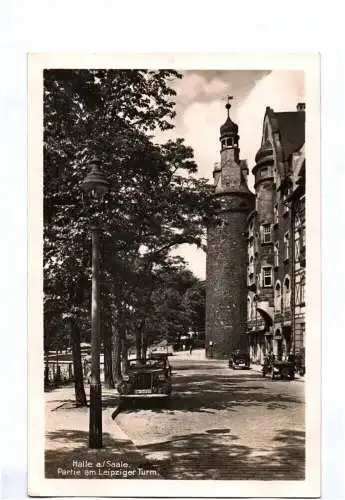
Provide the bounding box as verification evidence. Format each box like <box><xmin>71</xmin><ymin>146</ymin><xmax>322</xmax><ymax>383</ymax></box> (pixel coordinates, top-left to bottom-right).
<box><xmin>55</xmin><ymin>349</ymin><xmax>61</xmax><ymax>382</ymax></box>
<box><xmin>141</xmin><ymin>333</ymin><xmax>148</xmax><ymax>363</ymax></box>
<box><xmin>112</xmin><ymin>321</ymin><xmax>122</xmax><ymax>386</ymax></box>
<box><xmin>121</xmin><ymin>333</ymin><xmax>129</xmax><ymax>375</ymax></box>
<box><xmin>103</xmin><ymin>324</ymin><xmax>114</xmax><ymax>388</ymax></box>
<box><xmin>70</xmin><ymin>319</ymin><xmax>87</xmax><ymax>407</ymax></box>
<box><xmin>135</xmin><ymin>330</ymin><xmax>142</xmax><ymax>364</ymax></box>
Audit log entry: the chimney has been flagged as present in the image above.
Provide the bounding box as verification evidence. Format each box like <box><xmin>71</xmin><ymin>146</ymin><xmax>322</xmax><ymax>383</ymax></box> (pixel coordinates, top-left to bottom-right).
<box><xmin>297</xmin><ymin>102</ymin><xmax>306</xmax><ymax>111</ymax></box>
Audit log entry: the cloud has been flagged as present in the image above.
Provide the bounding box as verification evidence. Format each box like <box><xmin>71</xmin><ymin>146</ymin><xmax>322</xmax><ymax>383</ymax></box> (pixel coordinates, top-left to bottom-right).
<box><xmin>155</xmin><ymin>70</ymin><xmax>305</xmax><ymax>278</ymax></box>
<box><xmin>180</xmin><ymin>99</ymin><xmax>224</xmax><ymax>179</ymax></box>
<box><xmin>238</xmin><ymin>70</ymin><xmax>305</xmax><ymax>180</ymax></box>
<box><xmin>174</xmin><ymin>73</ymin><xmax>229</xmax><ymax>103</ymax></box>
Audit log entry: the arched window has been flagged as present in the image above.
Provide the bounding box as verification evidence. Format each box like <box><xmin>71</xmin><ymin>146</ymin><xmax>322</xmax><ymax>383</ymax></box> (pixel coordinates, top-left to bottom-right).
<box><xmin>274</xmin><ymin>281</ymin><xmax>281</xmax><ymax>312</ymax></box>
<box><xmin>283</xmin><ymin>276</ymin><xmax>291</xmax><ymax>311</ymax></box>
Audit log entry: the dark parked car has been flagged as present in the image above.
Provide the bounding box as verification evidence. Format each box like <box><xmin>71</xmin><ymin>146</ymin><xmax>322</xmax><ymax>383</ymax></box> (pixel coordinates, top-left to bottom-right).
<box><xmin>229</xmin><ymin>350</ymin><xmax>250</xmax><ymax>369</ymax></box>
<box><xmin>294</xmin><ymin>351</ymin><xmax>305</xmax><ymax>376</ymax></box>
<box><xmin>117</xmin><ymin>354</ymin><xmax>172</xmax><ymax>399</ymax></box>
<box><xmin>262</xmin><ymin>356</ymin><xmax>295</xmax><ymax>380</ymax></box>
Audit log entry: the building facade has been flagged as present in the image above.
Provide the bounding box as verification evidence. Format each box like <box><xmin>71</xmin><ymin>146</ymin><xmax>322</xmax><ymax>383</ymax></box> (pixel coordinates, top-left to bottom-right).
<box><xmin>205</xmin><ymin>100</ymin><xmax>255</xmax><ymax>359</ymax></box>
<box><xmin>246</xmin><ymin>103</ymin><xmax>306</xmax><ymax>364</ymax></box>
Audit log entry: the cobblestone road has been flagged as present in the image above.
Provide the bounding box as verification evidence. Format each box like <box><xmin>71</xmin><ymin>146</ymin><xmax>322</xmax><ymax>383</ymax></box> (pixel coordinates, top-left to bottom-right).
<box><xmin>115</xmin><ymin>357</ymin><xmax>305</xmax><ymax>480</ymax></box>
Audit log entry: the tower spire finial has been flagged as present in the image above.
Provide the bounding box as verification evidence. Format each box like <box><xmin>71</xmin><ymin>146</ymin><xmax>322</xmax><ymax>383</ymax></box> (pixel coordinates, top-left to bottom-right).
<box><xmin>225</xmin><ymin>95</ymin><xmax>233</xmax><ymax>117</ymax></box>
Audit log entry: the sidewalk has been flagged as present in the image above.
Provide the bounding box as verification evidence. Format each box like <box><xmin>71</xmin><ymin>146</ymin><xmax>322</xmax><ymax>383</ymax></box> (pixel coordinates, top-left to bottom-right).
<box><xmin>45</xmin><ymin>384</ymin><xmax>162</xmax><ymax>479</ymax></box>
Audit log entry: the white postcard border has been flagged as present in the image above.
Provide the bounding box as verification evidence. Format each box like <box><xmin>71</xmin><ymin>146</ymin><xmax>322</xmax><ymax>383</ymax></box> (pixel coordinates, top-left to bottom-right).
<box><xmin>28</xmin><ymin>52</ymin><xmax>321</xmax><ymax>498</ymax></box>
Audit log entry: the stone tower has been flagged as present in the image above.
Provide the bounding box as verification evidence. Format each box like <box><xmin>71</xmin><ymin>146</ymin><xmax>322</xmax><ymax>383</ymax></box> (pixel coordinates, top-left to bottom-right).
<box><xmin>206</xmin><ymin>98</ymin><xmax>255</xmax><ymax>359</ymax></box>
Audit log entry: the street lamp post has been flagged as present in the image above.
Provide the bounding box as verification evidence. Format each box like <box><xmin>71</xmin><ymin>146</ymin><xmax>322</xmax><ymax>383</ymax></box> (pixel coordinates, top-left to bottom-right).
<box><xmin>81</xmin><ymin>163</ymin><xmax>109</xmax><ymax>449</ymax></box>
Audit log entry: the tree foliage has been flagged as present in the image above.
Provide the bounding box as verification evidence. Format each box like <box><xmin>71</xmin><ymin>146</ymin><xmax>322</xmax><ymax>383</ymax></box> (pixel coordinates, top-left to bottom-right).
<box><xmin>44</xmin><ymin>69</ymin><xmax>213</xmax><ymax>392</ymax></box>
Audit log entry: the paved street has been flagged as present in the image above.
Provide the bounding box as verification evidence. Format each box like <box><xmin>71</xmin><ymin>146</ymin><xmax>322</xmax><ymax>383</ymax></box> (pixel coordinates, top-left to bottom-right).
<box><xmin>115</xmin><ymin>355</ymin><xmax>305</xmax><ymax>480</ymax></box>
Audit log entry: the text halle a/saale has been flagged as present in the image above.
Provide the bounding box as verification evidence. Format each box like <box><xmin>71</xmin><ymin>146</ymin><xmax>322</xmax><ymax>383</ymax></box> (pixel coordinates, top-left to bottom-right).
<box><xmin>72</xmin><ymin>460</ymin><xmax>129</xmax><ymax>468</ymax></box>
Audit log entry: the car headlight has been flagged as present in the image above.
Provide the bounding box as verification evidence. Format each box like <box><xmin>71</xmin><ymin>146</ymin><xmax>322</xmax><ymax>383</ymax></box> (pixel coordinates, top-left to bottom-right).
<box><xmin>158</xmin><ymin>374</ymin><xmax>166</xmax><ymax>381</ymax></box>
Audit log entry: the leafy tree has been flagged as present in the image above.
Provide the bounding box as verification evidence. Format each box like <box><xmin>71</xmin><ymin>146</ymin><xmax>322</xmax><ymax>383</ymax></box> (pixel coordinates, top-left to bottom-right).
<box><xmin>44</xmin><ymin>69</ymin><xmax>214</xmax><ymax>398</ymax></box>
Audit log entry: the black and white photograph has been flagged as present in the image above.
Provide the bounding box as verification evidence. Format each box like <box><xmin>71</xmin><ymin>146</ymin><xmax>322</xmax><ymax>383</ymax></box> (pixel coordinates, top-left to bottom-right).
<box><xmin>28</xmin><ymin>53</ymin><xmax>320</xmax><ymax>497</ymax></box>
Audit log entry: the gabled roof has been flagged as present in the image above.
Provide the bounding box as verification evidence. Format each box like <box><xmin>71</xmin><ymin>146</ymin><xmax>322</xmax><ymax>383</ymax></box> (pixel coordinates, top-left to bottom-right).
<box><xmin>270</xmin><ymin>110</ymin><xmax>305</xmax><ymax>160</ymax></box>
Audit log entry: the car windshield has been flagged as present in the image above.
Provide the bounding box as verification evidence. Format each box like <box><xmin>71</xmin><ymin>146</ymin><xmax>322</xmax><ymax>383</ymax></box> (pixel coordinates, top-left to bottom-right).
<box><xmin>128</xmin><ymin>359</ymin><xmax>166</xmax><ymax>369</ymax></box>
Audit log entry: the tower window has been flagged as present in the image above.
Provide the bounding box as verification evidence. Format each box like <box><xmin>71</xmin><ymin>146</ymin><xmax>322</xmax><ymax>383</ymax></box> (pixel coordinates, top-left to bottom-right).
<box><xmin>262</xmin><ymin>224</ymin><xmax>272</xmax><ymax>243</ymax></box>
<box><xmin>263</xmin><ymin>267</ymin><xmax>272</xmax><ymax>287</ymax></box>
<box><xmin>222</xmin><ymin>137</ymin><xmax>233</xmax><ymax>149</ymax></box>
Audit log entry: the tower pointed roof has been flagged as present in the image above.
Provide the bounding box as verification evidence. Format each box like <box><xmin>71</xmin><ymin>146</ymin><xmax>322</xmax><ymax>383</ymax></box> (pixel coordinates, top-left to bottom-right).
<box><xmin>220</xmin><ymin>96</ymin><xmax>238</xmax><ymax>137</ymax></box>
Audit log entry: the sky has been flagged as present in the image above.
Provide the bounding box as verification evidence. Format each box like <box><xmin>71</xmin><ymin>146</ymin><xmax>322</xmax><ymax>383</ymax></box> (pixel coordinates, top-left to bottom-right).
<box><xmin>155</xmin><ymin>70</ymin><xmax>305</xmax><ymax>280</ymax></box>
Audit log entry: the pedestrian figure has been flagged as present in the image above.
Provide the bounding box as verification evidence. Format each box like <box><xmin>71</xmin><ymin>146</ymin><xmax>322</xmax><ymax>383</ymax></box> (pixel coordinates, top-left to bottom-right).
<box><xmin>189</xmin><ymin>337</ymin><xmax>194</xmax><ymax>355</ymax></box>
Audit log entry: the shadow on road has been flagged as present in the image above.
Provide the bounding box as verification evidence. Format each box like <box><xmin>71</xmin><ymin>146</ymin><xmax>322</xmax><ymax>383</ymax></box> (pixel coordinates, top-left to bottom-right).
<box><xmin>106</xmin><ymin>370</ymin><xmax>301</xmax><ymax>415</ymax></box>
<box><xmin>136</xmin><ymin>428</ymin><xmax>305</xmax><ymax>480</ymax></box>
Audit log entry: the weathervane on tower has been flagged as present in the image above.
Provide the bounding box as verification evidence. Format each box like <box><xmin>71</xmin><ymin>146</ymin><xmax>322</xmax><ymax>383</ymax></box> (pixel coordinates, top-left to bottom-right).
<box><xmin>225</xmin><ymin>95</ymin><xmax>233</xmax><ymax>116</ymax></box>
